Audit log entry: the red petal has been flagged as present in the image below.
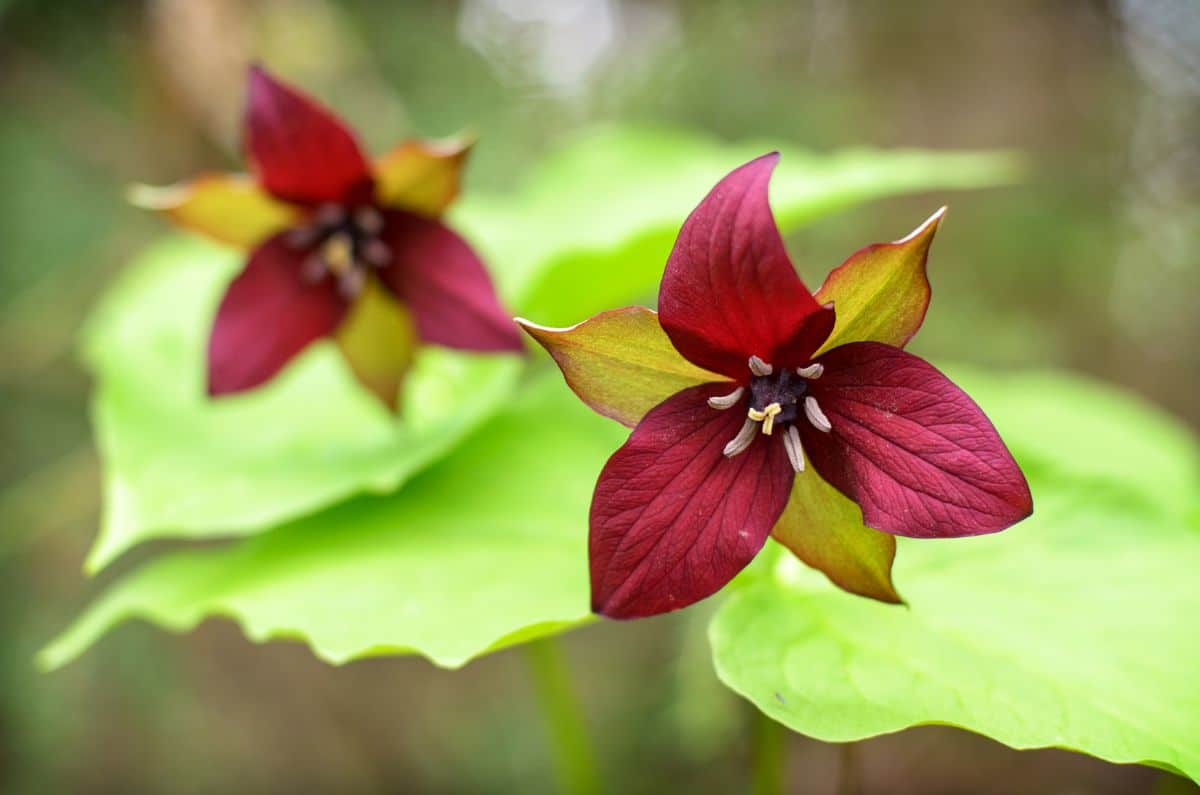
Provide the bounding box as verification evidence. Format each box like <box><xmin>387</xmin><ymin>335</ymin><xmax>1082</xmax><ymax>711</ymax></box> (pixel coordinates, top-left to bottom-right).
<box><xmin>244</xmin><ymin>65</ymin><xmax>372</xmax><ymax>205</ymax></box>
<box><xmin>377</xmin><ymin>211</ymin><xmax>523</xmax><ymax>352</ymax></box>
<box><xmin>208</xmin><ymin>235</ymin><xmax>347</xmax><ymax>396</ymax></box>
<box><xmin>801</xmin><ymin>342</ymin><xmax>1033</xmax><ymax>538</ymax></box>
<box><xmin>658</xmin><ymin>153</ymin><xmax>832</xmax><ymax>379</ymax></box>
<box><xmin>590</xmin><ymin>383</ymin><xmax>795</xmax><ymax>619</ymax></box>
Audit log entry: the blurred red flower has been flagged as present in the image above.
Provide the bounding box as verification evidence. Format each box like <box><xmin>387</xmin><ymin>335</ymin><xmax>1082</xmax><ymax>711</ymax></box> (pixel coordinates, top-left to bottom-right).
<box><xmin>136</xmin><ymin>65</ymin><xmax>521</xmax><ymax>409</ymax></box>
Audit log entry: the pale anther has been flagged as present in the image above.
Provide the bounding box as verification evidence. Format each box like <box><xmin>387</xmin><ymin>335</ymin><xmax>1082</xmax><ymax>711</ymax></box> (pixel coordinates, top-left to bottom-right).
<box><xmin>362</xmin><ymin>239</ymin><xmax>392</xmax><ymax>267</ymax></box>
<box><xmin>707</xmin><ymin>386</ymin><xmax>745</xmax><ymax>411</ymax></box>
<box><xmin>796</xmin><ymin>363</ymin><xmax>824</xmax><ymax>379</ymax></box>
<box><xmin>723</xmin><ymin>418</ymin><xmax>758</xmax><ymax>457</ymax></box>
<box><xmin>338</xmin><ymin>267</ymin><xmax>366</xmax><ymax>300</ymax></box>
<box><xmin>354</xmin><ymin>206</ymin><xmax>384</xmax><ymax>234</ymax></box>
<box><xmin>285</xmin><ymin>225</ymin><xmax>322</xmax><ymax>249</ymax></box>
<box><xmin>783</xmin><ymin>426</ymin><xmax>805</xmax><ymax>473</ymax></box>
<box><xmin>300</xmin><ymin>255</ymin><xmax>327</xmax><ymax>283</ymax></box>
<box><xmin>804</xmin><ymin>396</ymin><xmax>832</xmax><ymax>433</ymax></box>
<box><xmin>314</xmin><ymin>203</ymin><xmax>345</xmax><ymax>226</ymax></box>
<box><xmin>748</xmin><ymin>355</ymin><xmax>774</xmax><ymax>377</ymax></box>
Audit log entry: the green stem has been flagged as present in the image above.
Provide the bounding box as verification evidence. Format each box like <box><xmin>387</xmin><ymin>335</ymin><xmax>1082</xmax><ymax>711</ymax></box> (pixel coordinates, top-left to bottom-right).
<box><xmin>750</xmin><ymin>709</ymin><xmax>786</xmax><ymax>795</ymax></box>
<box><xmin>522</xmin><ymin>637</ymin><xmax>600</xmax><ymax>795</ymax></box>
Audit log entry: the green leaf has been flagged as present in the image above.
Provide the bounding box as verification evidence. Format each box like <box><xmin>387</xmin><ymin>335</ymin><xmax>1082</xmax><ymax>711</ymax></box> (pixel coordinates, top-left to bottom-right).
<box><xmin>711</xmin><ymin>370</ymin><xmax>1200</xmax><ymax>780</ymax></box>
<box><xmin>84</xmin><ymin>125</ymin><xmax>1023</xmax><ymax>570</ymax></box>
<box><xmin>710</xmin><ymin>488</ymin><xmax>1200</xmax><ymax>781</ymax></box>
<box><xmin>83</xmin><ymin>236</ymin><xmax>520</xmax><ymax>571</ymax></box>
<box><xmin>946</xmin><ymin>366</ymin><xmax>1200</xmax><ymax>519</ymax></box>
<box><xmin>41</xmin><ymin>376</ymin><xmax>624</xmax><ymax>670</ymax></box>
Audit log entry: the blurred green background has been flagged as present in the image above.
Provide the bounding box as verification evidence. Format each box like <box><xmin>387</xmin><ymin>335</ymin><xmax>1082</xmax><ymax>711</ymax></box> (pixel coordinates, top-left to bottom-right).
<box><xmin>1</xmin><ymin>0</ymin><xmax>1197</xmax><ymax>792</ymax></box>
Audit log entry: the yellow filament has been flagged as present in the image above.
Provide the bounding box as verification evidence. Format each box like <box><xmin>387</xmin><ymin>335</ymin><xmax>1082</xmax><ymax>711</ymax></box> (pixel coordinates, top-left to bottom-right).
<box><xmin>747</xmin><ymin>402</ymin><xmax>782</xmax><ymax>435</ymax></box>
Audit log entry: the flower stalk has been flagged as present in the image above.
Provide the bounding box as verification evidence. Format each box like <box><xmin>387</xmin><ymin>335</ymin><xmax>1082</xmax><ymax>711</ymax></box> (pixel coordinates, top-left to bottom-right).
<box><xmin>522</xmin><ymin>638</ymin><xmax>601</xmax><ymax>795</ymax></box>
<box><xmin>751</xmin><ymin>708</ymin><xmax>787</xmax><ymax>795</ymax></box>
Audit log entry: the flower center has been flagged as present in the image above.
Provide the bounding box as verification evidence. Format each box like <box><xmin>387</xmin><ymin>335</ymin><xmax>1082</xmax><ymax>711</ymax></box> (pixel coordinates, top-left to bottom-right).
<box><xmin>285</xmin><ymin>203</ymin><xmax>392</xmax><ymax>299</ymax></box>
<box><xmin>707</xmin><ymin>356</ymin><xmax>832</xmax><ymax>472</ymax></box>
<box><xmin>748</xmin><ymin>365</ymin><xmax>805</xmax><ymax>432</ymax></box>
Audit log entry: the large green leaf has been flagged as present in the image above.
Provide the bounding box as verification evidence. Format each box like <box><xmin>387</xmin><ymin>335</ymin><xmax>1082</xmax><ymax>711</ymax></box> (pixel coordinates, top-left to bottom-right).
<box><xmin>710</xmin><ymin>369</ymin><xmax>1200</xmax><ymax>781</ymax></box>
<box><xmin>42</xmin><ymin>376</ymin><xmax>623</xmax><ymax>670</ymax></box>
<box><xmin>83</xmin><ymin>126</ymin><xmax>1021</xmax><ymax>571</ymax></box>
<box><xmin>709</xmin><ymin>489</ymin><xmax>1200</xmax><ymax>781</ymax></box>
<box><xmin>83</xmin><ymin>236</ymin><xmax>521</xmax><ymax>572</ymax></box>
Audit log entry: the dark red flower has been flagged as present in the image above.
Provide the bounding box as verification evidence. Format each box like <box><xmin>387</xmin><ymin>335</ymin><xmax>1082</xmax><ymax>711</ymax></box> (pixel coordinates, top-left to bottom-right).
<box><xmin>134</xmin><ymin>65</ymin><xmax>522</xmax><ymax>408</ymax></box>
<box><xmin>520</xmin><ymin>153</ymin><xmax>1032</xmax><ymax>619</ymax></box>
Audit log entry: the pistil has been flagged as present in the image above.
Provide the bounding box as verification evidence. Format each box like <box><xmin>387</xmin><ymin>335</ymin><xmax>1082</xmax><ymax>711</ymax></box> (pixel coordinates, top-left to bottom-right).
<box><xmin>747</xmin><ymin>402</ymin><xmax>782</xmax><ymax>435</ymax></box>
<box><xmin>718</xmin><ymin>355</ymin><xmax>834</xmax><ymax>459</ymax></box>
<box><xmin>286</xmin><ymin>203</ymin><xmax>392</xmax><ymax>299</ymax></box>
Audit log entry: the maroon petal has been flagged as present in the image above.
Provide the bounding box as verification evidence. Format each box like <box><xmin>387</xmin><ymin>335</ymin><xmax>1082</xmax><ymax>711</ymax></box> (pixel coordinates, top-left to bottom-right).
<box><xmin>801</xmin><ymin>342</ymin><xmax>1033</xmax><ymax>538</ymax></box>
<box><xmin>590</xmin><ymin>383</ymin><xmax>795</xmax><ymax>619</ymax></box>
<box><xmin>376</xmin><ymin>211</ymin><xmax>523</xmax><ymax>352</ymax></box>
<box><xmin>244</xmin><ymin>65</ymin><xmax>372</xmax><ymax>205</ymax></box>
<box><xmin>658</xmin><ymin>153</ymin><xmax>833</xmax><ymax>379</ymax></box>
<box><xmin>208</xmin><ymin>235</ymin><xmax>347</xmax><ymax>396</ymax></box>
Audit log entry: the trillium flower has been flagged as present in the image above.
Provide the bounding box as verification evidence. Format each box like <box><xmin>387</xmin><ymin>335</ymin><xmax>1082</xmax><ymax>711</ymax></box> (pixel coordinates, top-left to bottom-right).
<box><xmin>519</xmin><ymin>154</ymin><xmax>1033</xmax><ymax>619</ymax></box>
<box><xmin>133</xmin><ymin>65</ymin><xmax>522</xmax><ymax>408</ymax></box>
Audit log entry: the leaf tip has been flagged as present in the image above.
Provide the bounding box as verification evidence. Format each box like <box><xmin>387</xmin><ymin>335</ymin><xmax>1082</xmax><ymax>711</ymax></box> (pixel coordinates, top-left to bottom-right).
<box><xmin>515</xmin><ymin>316</ymin><xmax>574</xmax><ymax>348</ymax></box>
<box><xmin>895</xmin><ymin>205</ymin><xmax>946</xmax><ymax>247</ymax></box>
<box><xmin>437</xmin><ymin>129</ymin><xmax>479</xmax><ymax>157</ymax></box>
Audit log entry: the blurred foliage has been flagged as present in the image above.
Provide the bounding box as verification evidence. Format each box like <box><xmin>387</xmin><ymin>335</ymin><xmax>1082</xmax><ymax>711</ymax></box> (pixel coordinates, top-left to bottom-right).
<box><xmin>42</xmin><ymin>360</ymin><xmax>1200</xmax><ymax>780</ymax></box>
<box><xmin>1</xmin><ymin>1</ymin><xmax>1197</xmax><ymax>793</ymax></box>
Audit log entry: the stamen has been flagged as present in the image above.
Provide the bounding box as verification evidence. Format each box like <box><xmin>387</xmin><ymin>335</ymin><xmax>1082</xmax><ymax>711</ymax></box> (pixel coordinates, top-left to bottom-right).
<box><xmin>783</xmin><ymin>426</ymin><xmax>805</xmax><ymax>473</ymax></box>
<box><xmin>706</xmin><ymin>386</ymin><xmax>745</xmax><ymax>411</ymax></box>
<box><xmin>314</xmin><ymin>203</ymin><xmax>345</xmax><ymax>227</ymax></box>
<box><xmin>747</xmin><ymin>402</ymin><xmax>782</xmax><ymax>435</ymax></box>
<box><xmin>723</xmin><ymin>418</ymin><xmax>758</xmax><ymax>458</ymax></box>
<box><xmin>748</xmin><ymin>355</ymin><xmax>774</xmax><ymax>377</ymax></box>
<box><xmin>338</xmin><ymin>267</ymin><xmax>366</xmax><ymax>300</ymax></box>
<box><xmin>300</xmin><ymin>254</ymin><xmax>327</xmax><ymax>283</ymax></box>
<box><xmin>796</xmin><ymin>363</ymin><xmax>824</xmax><ymax>379</ymax></box>
<box><xmin>804</xmin><ymin>396</ymin><xmax>832</xmax><ymax>433</ymax></box>
<box><xmin>355</xmin><ymin>206</ymin><xmax>384</xmax><ymax>235</ymax></box>
<box><xmin>362</xmin><ymin>239</ymin><xmax>392</xmax><ymax>267</ymax></box>
<box><xmin>285</xmin><ymin>225</ymin><xmax>322</xmax><ymax>249</ymax></box>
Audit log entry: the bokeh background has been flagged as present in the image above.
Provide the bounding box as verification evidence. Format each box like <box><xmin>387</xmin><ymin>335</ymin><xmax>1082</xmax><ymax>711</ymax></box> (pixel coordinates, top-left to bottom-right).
<box><xmin>1</xmin><ymin>1</ymin><xmax>1198</xmax><ymax>792</ymax></box>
